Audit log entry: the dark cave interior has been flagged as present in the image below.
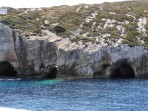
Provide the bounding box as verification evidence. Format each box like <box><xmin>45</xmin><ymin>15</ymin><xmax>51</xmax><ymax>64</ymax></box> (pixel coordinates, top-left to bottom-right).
<box><xmin>47</xmin><ymin>67</ymin><xmax>57</xmax><ymax>79</ymax></box>
<box><xmin>110</xmin><ymin>63</ymin><xmax>135</xmax><ymax>78</ymax></box>
<box><xmin>0</xmin><ymin>61</ymin><xmax>17</xmax><ymax>77</ymax></box>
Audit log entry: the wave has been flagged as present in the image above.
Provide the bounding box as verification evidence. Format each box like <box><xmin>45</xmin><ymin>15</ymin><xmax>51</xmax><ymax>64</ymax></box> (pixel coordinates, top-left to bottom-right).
<box><xmin>0</xmin><ymin>78</ymin><xmax>21</xmax><ymax>81</ymax></box>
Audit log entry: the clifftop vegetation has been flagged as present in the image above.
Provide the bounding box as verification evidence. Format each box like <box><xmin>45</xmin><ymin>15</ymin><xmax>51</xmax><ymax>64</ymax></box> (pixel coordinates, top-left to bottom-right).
<box><xmin>0</xmin><ymin>1</ymin><xmax>148</xmax><ymax>48</ymax></box>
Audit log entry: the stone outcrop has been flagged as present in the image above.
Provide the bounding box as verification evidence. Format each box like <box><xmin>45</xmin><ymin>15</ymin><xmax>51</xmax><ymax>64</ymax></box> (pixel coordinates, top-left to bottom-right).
<box><xmin>0</xmin><ymin>23</ymin><xmax>148</xmax><ymax>78</ymax></box>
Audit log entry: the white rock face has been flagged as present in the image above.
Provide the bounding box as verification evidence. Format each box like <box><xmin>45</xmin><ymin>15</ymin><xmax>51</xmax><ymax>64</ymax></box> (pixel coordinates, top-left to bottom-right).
<box><xmin>137</xmin><ymin>17</ymin><xmax>147</xmax><ymax>35</ymax></box>
<box><xmin>44</xmin><ymin>20</ymin><xmax>49</xmax><ymax>24</ymax></box>
<box><xmin>76</xmin><ymin>6</ymin><xmax>81</xmax><ymax>12</ymax></box>
<box><xmin>0</xmin><ymin>23</ymin><xmax>147</xmax><ymax>78</ymax></box>
<box><xmin>85</xmin><ymin>11</ymin><xmax>98</xmax><ymax>23</ymax></box>
<box><xmin>109</xmin><ymin>12</ymin><xmax>116</xmax><ymax>15</ymax></box>
<box><xmin>103</xmin><ymin>19</ymin><xmax>116</xmax><ymax>29</ymax></box>
<box><xmin>116</xmin><ymin>25</ymin><xmax>123</xmax><ymax>31</ymax></box>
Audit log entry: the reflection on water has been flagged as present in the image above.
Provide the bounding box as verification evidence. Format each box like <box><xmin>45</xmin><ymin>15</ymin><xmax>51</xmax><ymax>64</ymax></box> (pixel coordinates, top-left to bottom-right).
<box><xmin>0</xmin><ymin>78</ymin><xmax>148</xmax><ymax>111</ymax></box>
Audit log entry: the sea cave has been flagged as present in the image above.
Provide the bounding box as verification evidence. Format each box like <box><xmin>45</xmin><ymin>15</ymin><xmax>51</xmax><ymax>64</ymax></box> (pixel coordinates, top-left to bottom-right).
<box><xmin>46</xmin><ymin>67</ymin><xmax>57</xmax><ymax>79</ymax></box>
<box><xmin>0</xmin><ymin>61</ymin><xmax>17</xmax><ymax>77</ymax></box>
<box><xmin>110</xmin><ymin>63</ymin><xmax>135</xmax><ymax>78</ymax></box>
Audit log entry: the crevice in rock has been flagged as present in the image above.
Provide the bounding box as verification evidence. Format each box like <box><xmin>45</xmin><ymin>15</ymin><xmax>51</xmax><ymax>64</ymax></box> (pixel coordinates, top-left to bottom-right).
<box><xmin>0</xmin><ymin>61</ymin><xmax>17</xmax><ymax>77</ymax></box>
<box><xmin>93</xmin><ymin>64</ymin><xmax>110</xmax><ymax>78</ymax></box>
<box><xmin>46</xmin><ymin>67</ymin><xmax>57</xmax><ymax>79</ymax></box>
<box><xmin>110</xmin><ymin>63</ymin><xmax>135</xmax><ymax>78</ymax></box>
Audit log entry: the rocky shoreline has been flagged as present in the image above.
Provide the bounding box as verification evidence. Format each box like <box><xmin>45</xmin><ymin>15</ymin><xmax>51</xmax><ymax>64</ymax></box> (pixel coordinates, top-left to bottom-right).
<box><xmin>0</xmin><ymin>23</ymin><xmax>148</xmax><ymax>79</ymax></box>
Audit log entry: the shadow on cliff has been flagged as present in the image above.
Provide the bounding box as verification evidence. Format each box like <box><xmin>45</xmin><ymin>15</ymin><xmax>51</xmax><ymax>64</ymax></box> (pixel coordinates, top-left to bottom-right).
<box><xmin>0</xmin><ymin>61</ymin><xmax>17</xmax><ymax>77</ymax></box>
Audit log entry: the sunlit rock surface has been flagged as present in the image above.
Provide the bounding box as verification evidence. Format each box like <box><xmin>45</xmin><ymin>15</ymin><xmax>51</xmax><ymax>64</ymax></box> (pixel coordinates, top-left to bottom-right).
<box><xmin>0</xmin><ymin>23</ymin><xmax>147</xmax><ymax>78</ymax></box>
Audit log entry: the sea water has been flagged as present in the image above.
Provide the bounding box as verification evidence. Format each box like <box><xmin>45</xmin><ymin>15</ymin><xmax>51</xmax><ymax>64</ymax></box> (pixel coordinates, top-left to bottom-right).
<box><xmin>0</xmin><ymin>78</ymin><xmax>148</xmax><ymax>111</ymax></box>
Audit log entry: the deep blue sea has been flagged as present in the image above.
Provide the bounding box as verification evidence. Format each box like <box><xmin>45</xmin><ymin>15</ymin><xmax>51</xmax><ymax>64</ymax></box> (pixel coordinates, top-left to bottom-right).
<box><xmin>0</xmin><ymin>78</ymin><xmax>148</xmax><ymax>111</ymax></box>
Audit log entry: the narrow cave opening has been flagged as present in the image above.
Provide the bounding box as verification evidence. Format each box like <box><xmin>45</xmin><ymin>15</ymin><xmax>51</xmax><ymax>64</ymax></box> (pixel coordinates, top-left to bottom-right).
<box><xmin>110</xmin><ymin>63</ymin><xmax>135</xmax><ymax>78</ymax></box>
<box><xmin>0</xmin><ymin>61</ymin><xmax>17</xmax><ymax>77</ymax></box>
<box><xmin>47</xmin><ymin>67</ymin><xmax>57</xmax><ymax>79</ymax></box>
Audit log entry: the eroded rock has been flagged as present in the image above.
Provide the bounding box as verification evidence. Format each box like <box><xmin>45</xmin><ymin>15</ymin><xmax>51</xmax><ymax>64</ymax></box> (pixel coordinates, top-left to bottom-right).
<box><xmin>0</xmin><ymin>23</ymin><xmax>147</xmax><ymax>78</ymax></box>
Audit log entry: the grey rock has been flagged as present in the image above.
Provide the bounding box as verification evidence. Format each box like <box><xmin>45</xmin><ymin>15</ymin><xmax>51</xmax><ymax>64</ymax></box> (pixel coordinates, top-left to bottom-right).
<box><xmin>0</xmin><ymin>23</ymin><xmax>147</xmax><ymax>78</ymax></box>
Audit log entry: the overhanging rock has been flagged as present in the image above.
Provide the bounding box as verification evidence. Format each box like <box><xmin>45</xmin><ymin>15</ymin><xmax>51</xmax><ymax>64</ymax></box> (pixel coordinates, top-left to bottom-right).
<box><xmin>0</xmin><ymin>23</ymin><xmax>147</xmax><ymax>78</ymax></box>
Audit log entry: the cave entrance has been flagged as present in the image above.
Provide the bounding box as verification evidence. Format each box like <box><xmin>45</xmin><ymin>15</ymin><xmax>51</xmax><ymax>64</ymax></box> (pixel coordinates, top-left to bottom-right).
<box><xmin>47</xmin><ymin>67</ymin><xmax>57</xmax><ymax>79</ymax></box>
<box><xmin>110</xmin><ymin>63</ymin><xmax>135</xmax><ymax>78</ymax></box>
<box><xmin>0</xmin><ymin>61</ymin><xmax>17</xmax><ymax>77</ymax></box>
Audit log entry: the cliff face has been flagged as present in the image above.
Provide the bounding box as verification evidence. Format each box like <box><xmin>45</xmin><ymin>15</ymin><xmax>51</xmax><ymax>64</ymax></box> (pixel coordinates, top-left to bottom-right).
<box><xmin>0</xmin><ymin>24</ymin><xmax>18</xmax><ymax>68</ymax></box>
<box><xmin>0</xmin><ymin>23</ymin><xmax>148</xmax><ymax>78</ymax></box>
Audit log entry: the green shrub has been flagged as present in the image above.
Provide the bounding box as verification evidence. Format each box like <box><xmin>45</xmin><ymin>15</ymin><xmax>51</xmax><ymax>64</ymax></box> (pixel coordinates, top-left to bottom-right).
<box><xmin>54</xmin><ymin>25</ymin><xmax>66</xmax><ymax>34</ymax></box>
<box><xmin>82</xmin><ymin>37</ymin><xmax>96</xmax><ymax>43</ymax></box>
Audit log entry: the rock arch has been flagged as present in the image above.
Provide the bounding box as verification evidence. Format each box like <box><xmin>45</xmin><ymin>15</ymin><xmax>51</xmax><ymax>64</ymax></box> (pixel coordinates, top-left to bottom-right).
<box><xmin>0</xmin><ymin>61</ymin><xmax>17</xmax><ymax>77</ymax></box>
<box><xmin>110</xmin><ymin>63</ymin><xmax>135</xmax><ymax>78</ymax></box>
<box><xmin>46</xmin><ymin>67</ymin><xmax>57</xmax><ymax>79</ymax></box>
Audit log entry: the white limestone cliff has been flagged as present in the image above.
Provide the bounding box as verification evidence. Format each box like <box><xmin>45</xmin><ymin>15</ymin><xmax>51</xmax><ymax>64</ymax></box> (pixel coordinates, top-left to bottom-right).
<box><xmin>0</xmin><ymin>23</ymin><xmax>147</xmax><ymax>78</ymax></box>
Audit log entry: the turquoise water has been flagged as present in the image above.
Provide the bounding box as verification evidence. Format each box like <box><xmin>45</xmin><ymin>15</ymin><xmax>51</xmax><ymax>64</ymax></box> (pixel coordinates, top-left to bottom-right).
<box><xmin>0</xmin><ymin>78</ymin><xmax>148</xmax><ymax>111</ymax></box>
